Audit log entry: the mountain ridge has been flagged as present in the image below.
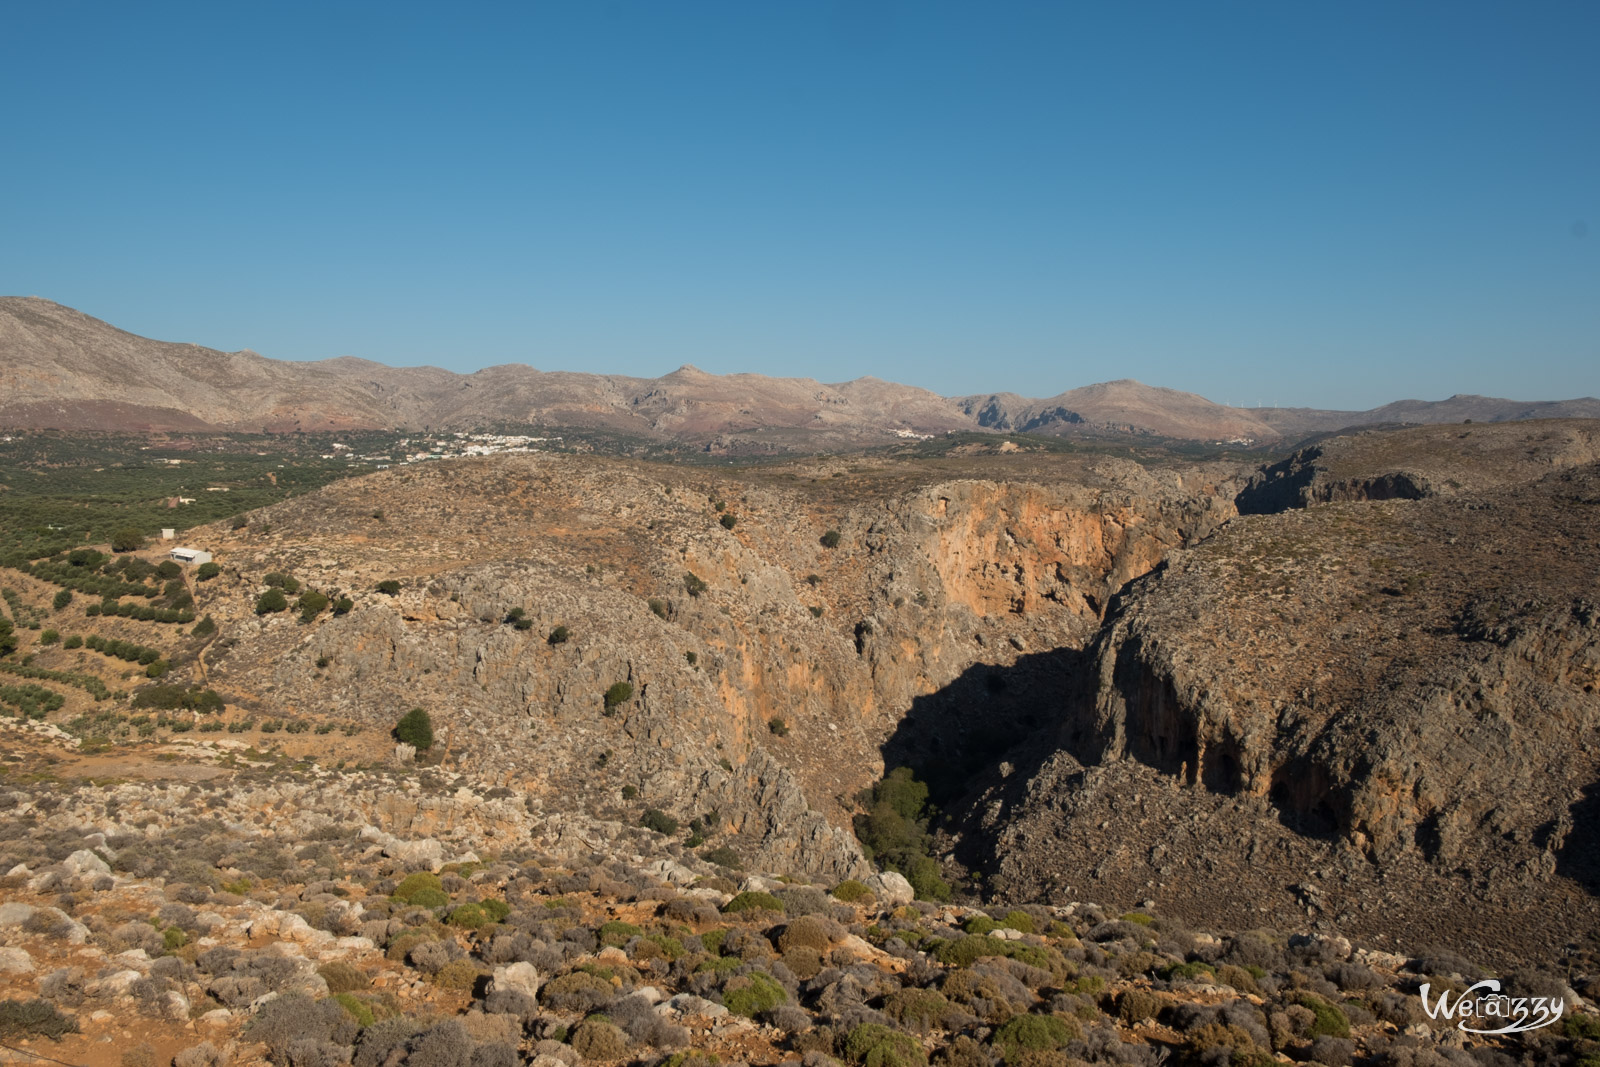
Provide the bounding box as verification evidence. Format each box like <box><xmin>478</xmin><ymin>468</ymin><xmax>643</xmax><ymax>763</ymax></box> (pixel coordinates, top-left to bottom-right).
<box><xmin>5</xmin><ymin>296</ymin><xmax>1599</xmax><ymax>444</ymax></box>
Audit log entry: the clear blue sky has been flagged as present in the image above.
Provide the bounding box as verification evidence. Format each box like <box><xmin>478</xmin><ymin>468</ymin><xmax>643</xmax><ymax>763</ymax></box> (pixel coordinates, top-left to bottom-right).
<box><xmin>2</xmin><ymin>2</ymin><xmax>1595</xmax><ymax>409</ymax></box>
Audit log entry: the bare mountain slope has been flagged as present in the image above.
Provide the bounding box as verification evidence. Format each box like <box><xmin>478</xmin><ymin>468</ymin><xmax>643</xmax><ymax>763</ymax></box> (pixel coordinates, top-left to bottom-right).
<box><xmin>0</xmin><ymin>298</ymin><xmax>965</xmax><ymax>442</ymax></box>
<box><xmin>7</xmin><ymin>296</ymin><xmax>1599</xmax><ymax>443</ymax></box>
<box><xmin>959</xmin><ymin>380</ymin><xmax>1282</xmax><ymax>441</ymax></box>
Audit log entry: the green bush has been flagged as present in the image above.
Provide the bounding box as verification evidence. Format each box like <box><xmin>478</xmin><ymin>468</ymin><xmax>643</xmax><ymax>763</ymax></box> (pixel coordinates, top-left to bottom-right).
<box><xmin>297</xmin><ymin>589</ymin><xmax>330</xmax><ymax>622</ymax></box>
<box><xmin>604</xmin><ymin>681</ymin><xmax>633</xmax><ymax>709</ymax></box>
<box><xmin>684</xmin><ymin>572</ymin><xmax>709</xmax><ymax>597</ymax></box>
<box><xmin>1292</xmin><ymin>993</ymin><xmax>1351</xmax><ymax>1039</ymax></box>
<box><xmin>843</xmin><ymin>1023</ymin><xmax>927</xmax><ymax>1067</ymax></box>
<box><xmin>131</xmin><ymin>685</ymin><xmax>224</xmax><ymax>713</ymax></box>
<box><xmin>1001</xmin><ymin>910</ymin><xmax>1036</xmax><ymax>934</ymax></box>
<box><xmin>62</xmin><ymin>634</ymin><xmax>83</xmax><ymax>649</ymax></box>
<box><xmin>430</xmin><ymin>959</ymin><xmax>482</xmax><ymax>990</ymax></box>
<box><xmin>255</xmin><ymin>588</ymin><xmax>288</xmax><ymax>614</ymax></box>
<box><xmin>392</xmin><ymin>872</ymin><xmax>445</xmax><ymax>904</ymax></box>
<box><xmin>39</xmin><ymin>629</ymin><xmax>59</xmax><ymax>645</ymax></box>
<box><xmin>648</xmin><ymin>598</ymin><xmax>668</xmax><ymax>619</ymax></box>
<box><xmin>992</xmin><ymin>1015</ymin><xmax>1078</xmax><ymax>1060</ymax></box>
<box><xmin>394</xmin><ymin>707</ymin><xmax>434</xmax><ymax>751</ymax></box>
<box><xmin>769</xmin><ymin>716</ymin><xmax>790</xmax><ymax>736</ymax></box>
<box><xmin>720</xmin><ymin>513</ymin><xmax>738</xmax><ymax>530</ymax></box>
<box><xmin>263</xmin><ymin>572</ymin><xmax>300</xmax><ymax>593</ymax></box>
<box><xmin>332</xmin><ymin>992</ymin><xmax>374</xmax><ymax>1027</ymax></box>
<box><xmin>702</xmin><ymin>845</ymin><xmax>742</xmax><ymax>869</ymax></box>
<box><xmin>481</xmin><ymin>898</ymin><xmax>510</xmax><ymax>922</ymax></box>
<box><xmin>723</xmin><ymin>972</ymin><xmax>786</xmax><ymax>1017</ymax></box>
<box><xmin>110</xmin><ymin>528</ymin><xmax>144</xmax><ymax>553</ymax></box>
<box><xmin>447</xmin><ymin>903</ymin><xmax>488</xmax><ymax>928</ymax></box>
<box><xmin>932</xmin><ymin>936</ymin><xmax>1009</xmax><ymax>968</ymax></box>
<box><xmin>821</xmin><ymin>529</ymin><xmax>841</xmax><ymax>548</ymax></box>
<box><xmin>641</xmin><ymin>808</ymin><xmax>679</xmax><ymax>835</ymax></box>
<box><xmin>599</xmin><ymin>920</ymin><xmax>642</xmax><ymax>946</ymax></box>
<box><xmin>52</xmin><ymin>589</ymin><xmax>72</xmax><ymax>611</ymax></box>
<box><xmin>854</xmin><ymin>766</ymin><xmax>951</xmax><ymax>900</ymax></box>
<box><xmin>548</xmin><ymin>625</ymin><xmax>570</xmax><ymax>645</ymax></box>
<box><xmin>832</xmin><ymin>879</ymin><xmax>873</xmax><ymax>903</ymax></box>
<box><xmin>196</xmin><ymin>561</ymin><xmax>220</xmax><ymax>581</ymax></box>
<box><xmin>333</xmin><ymin>596</ymin><xmax>354</xmax><ymax>615</ymax></box>
<box><xmin>722</xmin><ymin>891</ymin><xmax>783</xmax><ymax>915</ymax></box>
<box><xmin>409</xmin><ymin>888</ymin><xmax>450</xmax><ymax>908</ymax></box>
<box><xmin>377</xmin><ymin>580</ymin><xmax>401</xmax><ymax>595</ymax></box>
<box><xmin>192</xmin><ymin>615</ymin><xmax>216</xmax><ymax>637</ymax></box>
<box><xmin>900</xmin><ymin>854</ymin><xmax>951</xmax><ymax>902</ymax></box>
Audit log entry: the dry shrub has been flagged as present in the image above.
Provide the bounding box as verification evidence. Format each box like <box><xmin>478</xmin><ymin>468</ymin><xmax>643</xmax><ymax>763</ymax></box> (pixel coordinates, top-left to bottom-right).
<box><xmin>430</xmin><ymin>959</ymin><xmax>483</xmax><ymax>991</ymax></box>
<box><xmin>318</xmin><ymin>961</ymin><xmax>368</xmax><ymax>993</ymax></box>
<box><xmin>779</xmin><ymin>915</ymin><xmax>838</xmax><ymax>953</ymax></box>
<box><xmin>785</xmin><ymin>946</ymin><xmax>826</xmax><ymax>981</ymax></box>
<box><xmin>121</xmin><ymin>1043</ymin><xmax>157</xmax><ymax>1067</ymax></box>
<box><xmin>571</xmin><ymin>1018</ymin><xmax>628</xmax><ymax>1060</ymax></box>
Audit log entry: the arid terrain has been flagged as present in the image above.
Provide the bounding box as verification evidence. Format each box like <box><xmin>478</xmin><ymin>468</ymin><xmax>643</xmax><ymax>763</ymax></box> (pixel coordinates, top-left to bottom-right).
<box><xmin>5</xmin><ymin>298</ymin><xmax>1599</xmax><ymax>445</ymax></box>
<box><xmin>2</xmin><ymin>404</ymin><xmax>1599</xmax><ymax>1066</ymax></box>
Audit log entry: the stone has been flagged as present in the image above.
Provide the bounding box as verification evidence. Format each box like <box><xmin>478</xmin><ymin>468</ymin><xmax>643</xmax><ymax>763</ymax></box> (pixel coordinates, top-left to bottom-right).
<box><xmin>0</xmin><ymin>903</ymin><xmax>37</xmax><ymax>926</ymax></box>
<box><xmin>664</xmin><ymin>994</ymin><xmax>728</xmax><ymax>1018</ymax></box>
<box><xmin>383</xmin><ymin>837</ymin><xmax>444</xmax><ymax>871</ymax></box>
<box><xmin>63</xmin><ymin>849</ymin><xmax>112</xmax><ymax>878</ymax></box>
<box><xmin>868</xmin><ymin>872</ymin><xmax>914</xmax><ymax>907</ymax></box>
<box><xmin>488</xmin><ymin>961</ymin><xmax>542</xmax><ymax>1000</ymax></box>
<box><xmin>0</xmin><ymin>947</ymin><xmax>34</xmax><ymax>974</ymax></box>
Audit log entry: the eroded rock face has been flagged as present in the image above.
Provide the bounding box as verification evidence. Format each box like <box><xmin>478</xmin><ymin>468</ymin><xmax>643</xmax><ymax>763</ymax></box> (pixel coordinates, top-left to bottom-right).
<box><xmin>975</xmin><ymin>453</ymin><xmax>1600</xmax><ymax>966</ymax></box>
<box><xmin>195</xmin><ymin>453</ymin><xmax>1237</xmax><ymax>879</ymax></box>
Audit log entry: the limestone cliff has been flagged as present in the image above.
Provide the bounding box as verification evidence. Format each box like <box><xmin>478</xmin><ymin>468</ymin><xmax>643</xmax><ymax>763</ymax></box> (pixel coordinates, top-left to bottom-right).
<box><xmin>191</xmin><ymin>453</ymin><xmax>1237</xmax><ymax>879</ymax></box>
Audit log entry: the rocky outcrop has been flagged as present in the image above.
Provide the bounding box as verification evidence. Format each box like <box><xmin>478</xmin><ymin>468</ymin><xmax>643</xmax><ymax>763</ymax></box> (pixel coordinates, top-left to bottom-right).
<box><xmin>1237</xmin><ymin>420</ymin><xmax>1600</xmax><ymax>513</ymax></box>
<box><xmin>969</xmin><ymin>452</ymin><xmax>1600</xmax><ymax>968</ymax></box>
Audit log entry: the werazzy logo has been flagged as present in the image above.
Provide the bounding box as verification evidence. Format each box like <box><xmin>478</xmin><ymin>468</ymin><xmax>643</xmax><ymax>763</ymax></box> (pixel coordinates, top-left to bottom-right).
<box><xmin>1419</xmin><ymin>980</ymin><xmax>1564</xmax><ymax>1034</ymax></box>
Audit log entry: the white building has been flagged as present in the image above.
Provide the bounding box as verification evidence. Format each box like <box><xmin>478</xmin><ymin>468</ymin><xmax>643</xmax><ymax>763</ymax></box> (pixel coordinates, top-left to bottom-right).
<box><xmin>169</xmin><ymin>547</ymin><xmax>213</xmax><ymax>565</ymax></box>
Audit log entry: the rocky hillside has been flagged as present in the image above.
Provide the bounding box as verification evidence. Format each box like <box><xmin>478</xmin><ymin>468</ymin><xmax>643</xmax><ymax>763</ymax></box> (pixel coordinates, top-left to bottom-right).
<box><xmin>174</xmin><ymin>451</ymin><xmax>1237</xmax><ymax>882</ymax></box>
<box><xmin>1</xmin><ymin>725</ymin><xmax>1595</xmax><ymax>1067</ymax></box>
<box><xmin>963</xmin><ymin>422</ymin><xmax>1600</xmax><ymax>970</ymax></box>
<box><xmin>5</xmin><ymin>297</ymin><xmax>1598</xmax><ymax>444</ymax></box>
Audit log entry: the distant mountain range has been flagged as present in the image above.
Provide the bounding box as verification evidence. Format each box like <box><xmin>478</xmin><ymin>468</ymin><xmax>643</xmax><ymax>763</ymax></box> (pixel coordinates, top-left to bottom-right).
<box><xmin>3</xmin><ymin>297</ymin><xmax>1597</xmax><ymax>445</ymax></box>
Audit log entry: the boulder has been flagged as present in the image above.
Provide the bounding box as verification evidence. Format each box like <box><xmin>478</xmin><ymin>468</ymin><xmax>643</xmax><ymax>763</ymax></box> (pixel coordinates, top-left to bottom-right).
<box><xmin>63</xmin><ymin>849</ymin><xmax>112</xmax><ymax>879</ymax></box>
<box><xmin>0</xmin><ymin>947</ymin><xmax>34</xmax><ymax>974</ymax></box>
<box><xmin>868</xmin><ymin>871</ymin><xmax>914</xmax><ymax>907</ymax></box>
<box><xmin>488</xmin><ymin>961</ymin><xmax>542</xmax><ymax>1000</ymax></box>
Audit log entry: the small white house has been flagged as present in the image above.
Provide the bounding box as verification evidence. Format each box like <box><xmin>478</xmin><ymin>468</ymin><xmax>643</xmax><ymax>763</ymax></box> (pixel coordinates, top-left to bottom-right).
<box><xmin>160</xmin><ymin>528</ymin><xmax>176</xmax><ymax>540</ymax></box>
<box><xmin>169</xmin><ymin>547</ymin><xmax>213</xmax><ymax>565</ymax></box>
